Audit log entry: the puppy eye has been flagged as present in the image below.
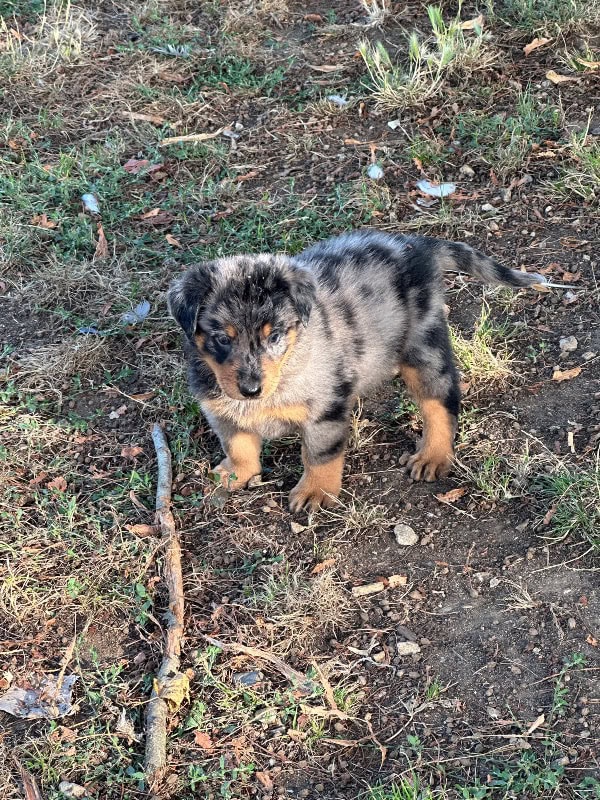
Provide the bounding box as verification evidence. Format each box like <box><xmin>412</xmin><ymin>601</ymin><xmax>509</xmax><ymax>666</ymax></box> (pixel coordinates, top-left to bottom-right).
<box><xmin>214</xmin><ymin>333</ymin><xmax>231</xmax><ymax>349</ymax></box>
<box><xmin>268</xmin><ymin>331</ymin><xmax>282</xmax><ymax>346</ymax></box>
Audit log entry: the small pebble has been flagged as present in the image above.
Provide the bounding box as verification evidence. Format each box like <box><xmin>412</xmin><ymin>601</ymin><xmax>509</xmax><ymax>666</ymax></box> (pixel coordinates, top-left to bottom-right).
<box><xmin>394</xmin><ymin>523</ymin><xmax>418</xmax><ymax>546</ymax></box>
<box><xmin>397</xmin><ymin>641</ymin><xmax>421</xmax><ymax>656</ymax></box>
<box><xmin>559</xmin><ymin>336</ymin><xmax>578</xmax><ymax>353</ymax></box>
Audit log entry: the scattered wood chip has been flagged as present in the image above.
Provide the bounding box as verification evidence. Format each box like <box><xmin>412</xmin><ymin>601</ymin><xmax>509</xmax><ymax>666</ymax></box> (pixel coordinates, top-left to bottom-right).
<box><xmin>561</xmin><ymin>270</ymin><xmax>581</xmax><ymax>282</ymax></box>
<box><xmin>308</xmin><ymin>64</ymin><xmax>343</xmax><ymax>72</ymax></box>
<box><xmin>575</xmin><ymin>57</ymin><xmax>600</xmax><ymax>69</ymax></box>
<box><xmin>586</xmin><ymin>634</ymin><xmax>598</xmax><ymax>647</ymax></box>
<box><xmin>387</xmin><ymin>574</ymin><xmax>407</xmax><ymax>589</ymax></box>
<box><xmin>303</xmin><ymin>13</ymin><xmax>323</xmax><ymax>22</ymax></box>
<box><xmin>552</xmin><ymin>366</ymin><xmax>582</xmax><ymax>382</ymax></box>
<box><xmin>311</xmin><ymin>558</ymin><xmax>336</xmax><ymax>574</ymax></box>
<box><xmin>525</xmin><ymin>714</ymin><xmax>545</xmax><ymax>736</ymax></box>
<box><xmin>542</xmin><ymin>506</ymin><xmax>557</xmax><ymax>526</ymax></box>
<box><xmin>121</xmin><ymin>110</ymin><xmax>168</xmax><ymax>126</ymax></box>
<box><xmin>523</xmin><ymin>37</ymin><xmax>550</xmax><ymax>56</ymax></box>
<box><xmin>435</xmin><ymin>487</ymin><xmax>468</xmax><ymax>504</ymax></box>
<box><xmin>126</xmin><ymin>523</ymin><xmax>160</xmax><ymax>537</ymax></box>
<box><xmin>352</xmin><ymin>581</ymin><xmax>385</xmax><ymax>597</ymax></box>
<box><xmin>546</xmin><ymin>70</ymin><xmax>577</xmax><ymax>84</ymax></box>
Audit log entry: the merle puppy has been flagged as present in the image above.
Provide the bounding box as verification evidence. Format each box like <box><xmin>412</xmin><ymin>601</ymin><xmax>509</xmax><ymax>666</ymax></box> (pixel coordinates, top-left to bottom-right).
<box><xmin>168</xmin><ymin>231</ymin><xmax>544</xmax><ymax>511</ymax></box>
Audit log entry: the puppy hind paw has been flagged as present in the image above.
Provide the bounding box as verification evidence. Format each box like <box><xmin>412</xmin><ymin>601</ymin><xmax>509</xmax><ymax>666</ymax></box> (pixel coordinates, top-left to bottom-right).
<box><xmin>289</xmin><ymin>481</ymin><xmax>340</xmax><ymax>513</ymax></box>
<box><xmin>406</xmin><ymin>449</ymin><xmax>452</xmax><ymax>482</ymax></box>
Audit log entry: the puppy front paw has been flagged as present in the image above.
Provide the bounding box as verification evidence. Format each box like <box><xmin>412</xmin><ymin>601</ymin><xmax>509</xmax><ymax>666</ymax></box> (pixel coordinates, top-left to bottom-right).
<box><xmin>210</xmin><ymin>458</ymin><xmax>260</xmax><ymax>491</ymax></box>
<box><xmin>406</xmin><ymin>447</ymin><xmax>453</xmax><ymax>482</ymax></box>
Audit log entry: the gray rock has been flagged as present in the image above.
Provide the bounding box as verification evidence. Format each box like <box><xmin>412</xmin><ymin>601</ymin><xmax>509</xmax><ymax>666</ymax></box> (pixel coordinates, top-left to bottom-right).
<box><xmin>559</xmin><ymin>336</ymin><xmax>578</xmax><ymax>353</ymax></box>
<box><xmin>394</xmin><ymin>523</ymin><xmax>418</xmax><ymax>546</ymax></box>
<box><xmin>397</xmin><ymin>641</ymin><xmax>421</xmax><ymax>656</ymax></box>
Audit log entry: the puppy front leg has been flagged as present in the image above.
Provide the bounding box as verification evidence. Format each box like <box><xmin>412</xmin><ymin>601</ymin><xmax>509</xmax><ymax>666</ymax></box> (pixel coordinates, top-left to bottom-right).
<box><xmin>289</xmin><ymin>423</ymin><xmax>348</xmax><ymax>512</ymax></box>
<box><xmin>211</xmin><ymin>427</ymin><xmax>262</xmax><ymax>490</ymax></box>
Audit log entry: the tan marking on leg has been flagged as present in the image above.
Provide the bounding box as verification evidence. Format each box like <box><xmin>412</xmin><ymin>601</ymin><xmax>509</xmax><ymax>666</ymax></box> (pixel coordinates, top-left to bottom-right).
<box><xmin>289</xmin><ymin>450</ymin><xmax>345</xmax><ymax>512</ymax></box>
<box><xmin>211</xmin><ymin>431</ymin><xmax>262</xmax><ymax>490</ymax></box>
<box><xmin>399</xmin><ymin>366</ymin><xmax>455</xmax><ymax>482</ymax></box>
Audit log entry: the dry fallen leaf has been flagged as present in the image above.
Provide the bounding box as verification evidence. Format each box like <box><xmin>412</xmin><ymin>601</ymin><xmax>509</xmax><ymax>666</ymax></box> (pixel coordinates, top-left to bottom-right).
<box><xmin>460</xmin><ymin>14</ymin><xmax>484</xmax><ymax>30</ymax></box>
<box><xmin>552</xmin><ymin>366</ymin><xmax>582</xmax><ymax>382</ymax></box>
<box><xmin>586</xmin><ymin>634</ymin><xmax>598</xmax><ymax>647</ymax></box>
<box><xmin>109</xmin><ymin>404</ymin><xmax>128</xmax><ymax>419</ymax></box>
<box><xmin>94</xmin><ymin>223</ymin><xmax>109</xmax><ymax>260</ymax></box>
<box><xmin>121</xmin><ymin>445</ymin><xmax>144</xmax><ymax>459</ymax></box>
<box><xmin>141</xmin><ymin>208</ymin><xmax>162</xmax><ymax>219</ymax></box>
<box><xmin>546</xmin><ymin>70</ymin><xmax>577</xmax><ymax>84</ymax></box>
<box><xmin>47</xmin><ymin>476</ymin><xmax>67</xmax><ymax>492</ymax></box>
<box><xmin>193</xmin><ymin>730</ymin><xmax>214</xmax><ymax>750</ymax></box>
<box><xmin>155</xmin><ymin>671</ymin><xmax>190</xmax><ymax>712</ymax></box>
<box><xmin>123</xmin><ymin>158</ymin><xmax>150</xmax><ymax>173</ymax></box>
<box><xmin>311</xmin><ymin>558</ymin><xmax>336</xmax><ymax>574</ymax></box>
<box><xmin>561</xmin><ymin>270</ymin><xmax>581</xmax><ymax>282</ymax></box>
<box><xmin>524</xmin><ymin>37</ymin><xmax>550</xmax><ymax>56</ymax></box>
<box><xmin>542</xmin><ymin>506</ymin><xmax>557</xmax><ymax>525</ymax></box>
<box><xmin>30</xmin><ymin>213</ymin><xmax>57</xmax><ymax>229</ymax></box>
<box><xmin>140</xmin><ymin>208</ymin><xmax>174</xmax><ymax>225</ymax></box>
<box><xmin>256</xmin><ymin>772</ymin><xmax>274</xmax><ymax>791</ymax></box>
<box><xmin>435</xmin><ymin>487</ymin><xmax>468</xmax><ymax>504</ymax></box>
<box><xmin>130</xmin><ymin>391</ymin><xmax>156</xmax><ymax>402</ymax></box>
<box><xmin>165</xmin><ymin>233</ymin><xmax>182</xmax><ymax>247</ymax></box>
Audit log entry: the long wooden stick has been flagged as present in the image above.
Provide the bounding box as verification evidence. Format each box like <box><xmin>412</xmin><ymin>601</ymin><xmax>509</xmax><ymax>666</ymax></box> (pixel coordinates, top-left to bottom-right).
<box><xmin>144</xmin><ymin>423</ymin><xmax>187</xmax><ymax>786</ymax></box>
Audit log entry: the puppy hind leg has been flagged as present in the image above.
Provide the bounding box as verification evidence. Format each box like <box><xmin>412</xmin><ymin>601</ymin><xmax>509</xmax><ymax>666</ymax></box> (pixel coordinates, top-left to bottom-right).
<box><xmin>399</xmin><ymin>348</ymin><xmax>459</xmax><ymax>482</ymax></box>
<box><xmin>289</xmin><ymin>423</ymin><xmax>348</xmax><ymax>512</ymax></box>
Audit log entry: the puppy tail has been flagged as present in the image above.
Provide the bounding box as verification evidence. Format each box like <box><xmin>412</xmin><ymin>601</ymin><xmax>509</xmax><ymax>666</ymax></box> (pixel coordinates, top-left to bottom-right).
<box><xmin>433</xmin><ymin>239</ymin><xmax>547</xmax><ymax>288</ymax></box>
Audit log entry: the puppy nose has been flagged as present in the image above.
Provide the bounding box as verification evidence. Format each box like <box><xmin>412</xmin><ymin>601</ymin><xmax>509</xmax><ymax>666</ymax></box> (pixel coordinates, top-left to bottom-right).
<box><xmin>238</xmin><ymin>378</ymin><xmax>261</xmax><ymax>398</ymax></box>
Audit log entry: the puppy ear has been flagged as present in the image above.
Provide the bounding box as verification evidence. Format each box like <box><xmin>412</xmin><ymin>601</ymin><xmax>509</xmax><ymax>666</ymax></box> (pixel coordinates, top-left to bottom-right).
<box><xmin>289</xmin><ymin>264</ymin><xmax>316</xmax><ymax>326</ymax></box>
<box><xmin>167</xmin><ymin>263</ymin><xmax>214</xmax><ymax>339</ymax></box>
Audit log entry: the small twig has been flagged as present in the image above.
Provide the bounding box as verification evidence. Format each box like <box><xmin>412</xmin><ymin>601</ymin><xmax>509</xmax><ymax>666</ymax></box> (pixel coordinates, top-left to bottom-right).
<box><xmin>160</xmin><ymin>128</ymin><xmax>224</xmax><ymax>146</ymax></box>
<box><xmin>144</xmin><ymin>424</ymin><xmax>187</xmax><ymax>788</ymax></box>
<box><xmin>204</xmin><ymin>636</ymin><xmax>317</xmax><ymax>694</ymax></box>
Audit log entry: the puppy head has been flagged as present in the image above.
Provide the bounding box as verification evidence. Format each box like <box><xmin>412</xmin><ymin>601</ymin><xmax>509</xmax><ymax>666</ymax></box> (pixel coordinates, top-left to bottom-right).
<box><xmin>168</xmin><ymin>254</ymin><xmax>316</xmax><ymax>401</ymax></box>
